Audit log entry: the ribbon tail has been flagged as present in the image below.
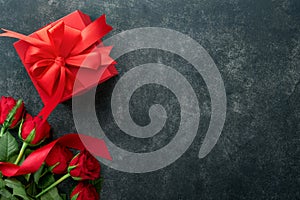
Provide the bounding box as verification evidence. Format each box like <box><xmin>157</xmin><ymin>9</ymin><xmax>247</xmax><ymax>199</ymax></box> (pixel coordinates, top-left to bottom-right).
<box><xmin>70</xmin><ymin>15</ymin><xmax>113</xmax><ymax>55</ymax></box>
<box><xmin>57</xmin><ymin>133</ymin><xmax>112</xmax><ymax>160</ymax></box>
<box><xmin>0</xmin><ymin>133</ymin><xmax>111</xmax><ymax>177</ymax></box>
<box><xmin>0</xmin><ymin>28</ymin><xmax>50</xmax><ymax>48</ymax></box>
<box><xmin>38</xmin><ymin>67</ymin><xmax>66</xmax><ymax>120</ymax></box>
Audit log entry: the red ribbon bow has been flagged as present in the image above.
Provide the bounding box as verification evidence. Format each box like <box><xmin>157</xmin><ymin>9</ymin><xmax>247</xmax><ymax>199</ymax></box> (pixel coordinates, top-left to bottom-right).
<box><xmin>0</xmin><ymin>14</ymin><xmax>115</xmax><ymax>119</ymax></box>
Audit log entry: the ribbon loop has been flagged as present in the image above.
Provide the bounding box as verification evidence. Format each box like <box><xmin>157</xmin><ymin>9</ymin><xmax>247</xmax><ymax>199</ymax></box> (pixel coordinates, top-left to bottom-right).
<box><xmin>0</xmin><ymin>12</ymin><xmax>115</xmax><ymax>119</ymax></box>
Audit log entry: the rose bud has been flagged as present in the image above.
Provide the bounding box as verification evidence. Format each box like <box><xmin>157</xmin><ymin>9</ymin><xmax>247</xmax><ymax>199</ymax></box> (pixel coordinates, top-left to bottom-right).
<box><xmin>19</xmin><ymin>114</ymin><xmax>51</xmax><ymax>145</ymax></box>
<box><xmin>70</xmin><ymin>182</ymin><xmax>100</xmax><ymax>200</ymax></box>
<box><xmin>45</xmin><ymin>144</ymin><xmax>73</xmax><ymax>174</ymax></box>
<box><xmin>68</xmin><ymin>150</ymin><xmax>101</xmax><ymax>181</ymax></box>
<box><xmin>0</xmin><ymin>96</ymin><xmax>24</xmax><ymax>129</ymax></box>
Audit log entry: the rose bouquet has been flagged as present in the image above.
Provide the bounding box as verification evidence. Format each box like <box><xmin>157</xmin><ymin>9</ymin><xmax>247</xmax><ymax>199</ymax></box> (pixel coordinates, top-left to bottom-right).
<box><xmin>0</xmin><ymin>96</ymin><xmax>107</xmax><ymax>200</ymax></box>
<box><xmin>0</xmin><ymin>10</ymin><xmax>117</xmax><ymax>200</ymax></box>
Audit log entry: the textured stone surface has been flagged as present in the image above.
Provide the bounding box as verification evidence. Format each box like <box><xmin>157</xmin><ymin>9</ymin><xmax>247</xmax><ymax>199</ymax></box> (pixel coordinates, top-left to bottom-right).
<box><xmin>0</xmin><ymin>0</ymin><xmax>300</xmax><ymax>199</ymax></box>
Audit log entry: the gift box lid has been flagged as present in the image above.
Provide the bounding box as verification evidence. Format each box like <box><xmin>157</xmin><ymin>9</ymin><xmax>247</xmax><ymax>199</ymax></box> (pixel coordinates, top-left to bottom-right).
<box><xmin>12</xmin><ymin>10</ymin><xmax>118</xmax><ymax>105</ymax></box>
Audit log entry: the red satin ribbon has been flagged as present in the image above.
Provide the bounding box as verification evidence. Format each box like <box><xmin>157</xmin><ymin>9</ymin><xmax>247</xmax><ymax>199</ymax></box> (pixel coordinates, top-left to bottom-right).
<box><xmin>0</xmin><ymin>14</ymin><xmax>114</xmax><ymax>119</ymax></box>
<box><xmin>0</xmin><ymin>12</ymin><xmax>115</xmax><ymax>177</ymax></box>
<box><xmin>0</xmin><ymin>134</ymin><xmax>112</xmax><ymax>177</ymax></box>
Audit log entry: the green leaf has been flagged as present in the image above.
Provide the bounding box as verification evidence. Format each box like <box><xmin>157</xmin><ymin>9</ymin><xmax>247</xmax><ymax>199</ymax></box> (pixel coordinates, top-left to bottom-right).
<box><xmin>26</xmin><ymin>181</ymin><xmax>38</xmax><ymax>197</ymax></box>
<box><xmin>25</xmin><ymin>148</ymin><xmax>34</xmax><ymax>156</ymax></box>
<box><xmin>90</xmin><ymin>177</ymin><xmax>104</xmax><ymax>193</ymax></box>
<box><xmin>12</xmin><ymin>185</ymin><xmax>31</xmax><ymax>200</ymax></box>
<box><xmin>0</xmin><ymin>179</ymin><xmax>5</xmax><ymax>189</ymax></box>
<box><xmin>0</xmin><ymin>131</ymin><xmax>19</xmax><ymax>162</ymax></box>
<box><xmin>4</xmin><ymin>178</ymin><xmax>23</xmax><ymax>188</ymax></box>
<box><xmin>40</xmin><ymin>187</ymin><xmax>63</xmax><ymax>200</ymax></box>
<box><xmin>61</xmin><ymin>193</ymin><xmax>67</xmax><ymax>200</ymax></box>
<box><xmin>34</xmin><ymin>164</ymin><xmax>45</xmax><ymax>185</ymax></box>
<box><xmin>4</xmin><ymin>178</ymin><xmax>32</xmax><ymax>200</ymax></box>
<box><xmin>0</xmin><ymin>175</ymin><xmax>4</xmax><ymax>189</ymax></box>
<box><xmin>0</xmin><ymin>188</ymin><xmax>14</xmax><ymax>199</ymax></box>
<box><xmin>8</xmin><ymin>154</ymin><xmax>18</xmax><ymax>163</ymax></box>
<box><xmin>38</xmin><ymin>173</ymin><xmax>55</xmax><ymax>189</ymax></box>
<box><xmin>0</xmin><ymin>196</ymin><xmax>18</xmax><ymax>200</ymax></box>
<box><xmin>24</xmin><ymin>173</ymin><xmax>31</xmax><ymax>182</ymax></box>
<box><xmin>0</xmin><ymin>188</ymin><xmax>18</xmax><ymax>200</ymax></box>
<box><xmin>71</xmin><ymin>193</ymin><xmax>79</xmax><ymax>200</ymax></box>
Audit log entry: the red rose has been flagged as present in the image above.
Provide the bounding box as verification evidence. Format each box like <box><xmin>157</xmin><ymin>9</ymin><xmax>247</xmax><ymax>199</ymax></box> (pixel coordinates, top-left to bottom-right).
<box><xmin>70</xmin><ymin>182</ymin><xmax>100</xmax><ymax>200</ymax></box>
<box><xmin>68</xmin><ymin>150</ymin><xmax>100</xmax><ymax>181</ymax></box>
<box><xmin>0</xmin><ymin>96</ymin><xmax>24</xmax><ymax>128</ymax></box>
<box><xmin>20</xmin><ymin>114</ymin><xmax>51</xmax><ymax>145</ymax></box>
<box><xmin>45</xmin><ymin>144</ymin><xmax>73</xmax><ymax>174</ymax></box>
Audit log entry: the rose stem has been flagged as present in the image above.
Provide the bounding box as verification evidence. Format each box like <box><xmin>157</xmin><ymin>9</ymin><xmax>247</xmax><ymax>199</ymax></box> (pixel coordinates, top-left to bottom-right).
<box><xmin>14</xmin><ymin>142</ymin><xmax>28</xmax><ymax>165</ymax></box>
<box><xmin>35</xmin><ymin>173</ymin><xmax>71</xmax><ymax>198</ymax></box>
<box><xmin>0</xmin><ymin>127</ymin><xmax>6</xmax><ymax>137</ymax></box>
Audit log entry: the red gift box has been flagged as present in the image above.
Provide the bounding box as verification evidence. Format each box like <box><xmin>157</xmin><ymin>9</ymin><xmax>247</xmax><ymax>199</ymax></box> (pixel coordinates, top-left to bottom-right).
<box><xmin>10</xmin><ymin>10</ymin><xmax>118</xmax><ymax>105</ymax></box>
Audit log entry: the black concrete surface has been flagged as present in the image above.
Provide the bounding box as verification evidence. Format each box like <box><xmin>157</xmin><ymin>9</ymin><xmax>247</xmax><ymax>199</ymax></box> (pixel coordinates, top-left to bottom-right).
<box><xmin>0</xmin><ymin>0</ymin><xmax>299</xmax><ymax>199</ymax></box>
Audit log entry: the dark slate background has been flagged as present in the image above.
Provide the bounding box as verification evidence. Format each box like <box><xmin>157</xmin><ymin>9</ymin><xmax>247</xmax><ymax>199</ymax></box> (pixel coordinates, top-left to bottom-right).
<box><xmin>0</xmin><ymin>0</ymin><xmax>300</xmax><ymax>199</ymax></box>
